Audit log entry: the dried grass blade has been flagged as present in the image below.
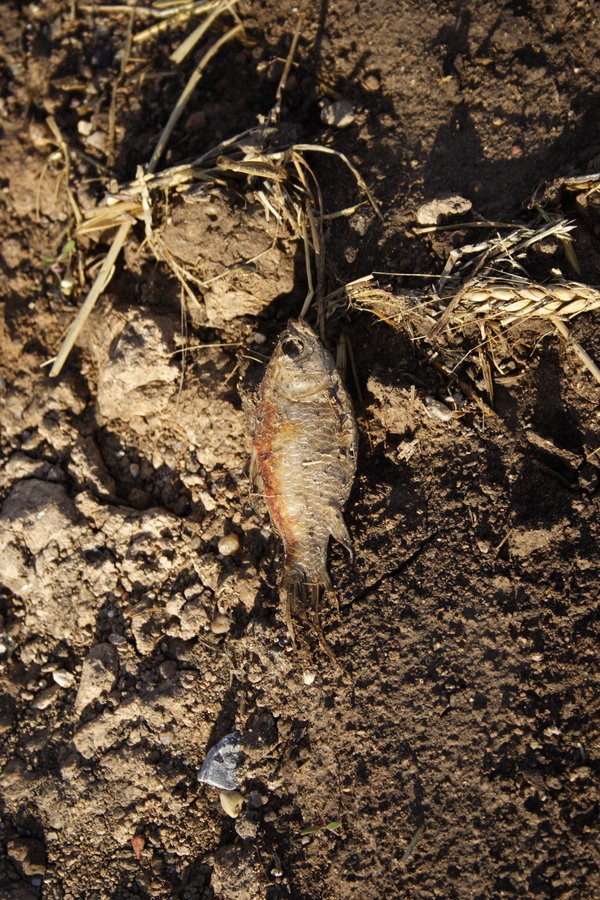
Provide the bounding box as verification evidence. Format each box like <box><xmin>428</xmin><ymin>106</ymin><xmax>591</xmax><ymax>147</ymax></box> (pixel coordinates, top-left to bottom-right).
<box><xmin>49</xmin><ymin>222</ymin><xmax>131</xmax><ymax>377</ymax></box>
<box><xmin>170</xmin><ymin>0</ymin><xmax>236</xmax><ymax>63</ymax></box>
<box><xmin>551</xmin><ymin>317</ymin><xmax>600</xmax><ymax>385</ymax></box>
<box><xmin>292</xmin><ymin>143</ymin><xmax>382</xmax><ymax>220</ymax></box>
<box><xmin>216</xmin><ymin>156</ymin><xmax>288</xmax><ymax>180</ymax></box>
<box><xmin>299</xmin><ymin>215</ymin><xmax>315</xmax><ymax>318</ymax></box>
<box><xmin>45</xmin><ymin>116</ymin><xmax>82</xmax><ymax>225</ymax></box>
<box><xmin>149</xmin><ymin>22</ymin><xmax>243</xmax><ymax>172</ymax></box>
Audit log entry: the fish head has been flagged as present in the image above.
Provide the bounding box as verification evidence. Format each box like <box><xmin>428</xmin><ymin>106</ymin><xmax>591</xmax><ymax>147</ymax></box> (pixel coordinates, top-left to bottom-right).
<box><xmin>271</xmin><ymin>319</ymin><xmax>334</xmax><ymax>399</ymax></box>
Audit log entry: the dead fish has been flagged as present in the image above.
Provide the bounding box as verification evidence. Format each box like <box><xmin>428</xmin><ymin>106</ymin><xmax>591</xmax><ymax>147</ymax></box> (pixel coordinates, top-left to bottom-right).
<box><xmin>252</xmin><ymin>318</ymin><xmax>358</xmax><ymax>638</ymax></box>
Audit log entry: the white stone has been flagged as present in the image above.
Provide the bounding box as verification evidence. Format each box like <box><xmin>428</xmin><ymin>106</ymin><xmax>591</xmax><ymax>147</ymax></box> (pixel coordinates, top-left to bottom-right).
<box><xmin>321</xmin><ymin>99</ymin><xmax>355</xmax><ymax>128</ymax></box>
<box><xmin>52</xmin><ymin>668</ymin><xmax>75</xmax><ymax>688</ymax></box>
<box><xmin>218</xmin><ymin>533</ymin><xmax>240</xmax><ymax>556</ymax></box>
<box><xmin>219</xmin><ymin>790</ymin><xmax>244</xmax><ymax>818</ymax></box>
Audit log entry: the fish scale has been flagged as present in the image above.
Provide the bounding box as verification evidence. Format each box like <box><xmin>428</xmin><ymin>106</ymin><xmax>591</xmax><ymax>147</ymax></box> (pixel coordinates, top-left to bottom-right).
<box><xmin>252</xmin><ymin>318</ymin><xmax>358</xmax><ymax>639</ymax></box>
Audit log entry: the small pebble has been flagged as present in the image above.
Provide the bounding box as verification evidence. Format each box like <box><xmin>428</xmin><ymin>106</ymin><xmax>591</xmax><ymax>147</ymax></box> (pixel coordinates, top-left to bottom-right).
<box><xmin>235</xmin><ymin>816</ymin><xmax>258</xmax><ymax>841</ymax></box>
<box><xmin>184</xmin><ymin>110</ymin><xmax>207</xmax><ymax>131</ymax></box>
<box><xmin>131</xmin><ymin>833</ymin><xmax>146</xmax><ymax>860</ymax></box>
<box><xmin>303</xmin><ymin>671</ymin><xmax>316</xmax><ymax>685</ymax></box>
<box><xmin>219</xmin><ymin>789</ymin><xmax>244</xmax><ymax>818</ymax></box>
<box><xmin>321</xmin><ymin>99</ymin><xmax>355</xmax><ymax>128</ymax></box>
<box><xmin>364</xmin><ymin>73</ymin><xmax>380</xmax><ymax>91</ymax></box>
<box><xmin>246</xmin><ymin>790</ymin><xmax>267</xmax><ymax>809</ymax></box>
<box><xmin>210</xmin><ymin>613</ymin><xmax>232</xmax><ymax>635</ymax></box>
<box><xmin>218</xmin><ymin>533</ymin><xmax>240</xmax><ymax>556</ymax></box>
<box><xmin>52</xmin><ymin>668</ymin><xmax>75</xmax><ymax>688</ymax></box>
<box><xmin>424</xmin><ymin>397</ymin><xmax>454</xmax><ymax>422</ymax></box>
<box><xmin>32</xmin><ymin>685</ymin><xmax>60</xmax><ymax>710</ymax></box>
<box><xmin>159</xmin><ymin>660</ymin><xmax>178</xmax><ymax>680</ymax></box>
<box><xmin>60</xmin><ymin>277</ymin><xmax>74</xmax><ymax>296</ymax></box>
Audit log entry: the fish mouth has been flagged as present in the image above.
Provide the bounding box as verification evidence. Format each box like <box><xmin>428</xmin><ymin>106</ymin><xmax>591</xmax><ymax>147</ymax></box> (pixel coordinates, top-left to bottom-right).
<box><xmin>284</xmin><ymin>318</ymin><xmax>317</xmax><ymax>339</ymax></box>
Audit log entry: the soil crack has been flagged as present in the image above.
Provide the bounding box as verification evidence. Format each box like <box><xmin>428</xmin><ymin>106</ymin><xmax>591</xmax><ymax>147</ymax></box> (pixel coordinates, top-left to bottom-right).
<box><xmin>353</xmin><ymin>531</ymin><xmax>439</xmax><ymax>601</ymax></box>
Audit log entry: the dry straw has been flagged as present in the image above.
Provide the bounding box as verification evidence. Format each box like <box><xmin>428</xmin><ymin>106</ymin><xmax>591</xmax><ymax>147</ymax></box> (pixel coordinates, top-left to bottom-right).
<box><xmin>49</xmin><ymin>0</ymin><xmax>378</xmax><ymax>374</ymax></box>
<box><xmin>49</xmin><ymin>1</ymin><xmax>243</xmax><ymax>376</ymax></box>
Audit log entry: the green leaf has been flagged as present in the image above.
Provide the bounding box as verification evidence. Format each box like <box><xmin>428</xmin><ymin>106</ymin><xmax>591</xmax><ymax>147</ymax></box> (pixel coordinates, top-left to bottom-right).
<box><xmin>60</xmin><ymin>239</ymin><xmax>76</xmax><ymax>258</ymax></box>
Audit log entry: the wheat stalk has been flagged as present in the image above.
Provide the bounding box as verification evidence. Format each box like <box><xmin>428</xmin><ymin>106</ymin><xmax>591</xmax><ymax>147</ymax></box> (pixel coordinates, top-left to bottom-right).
<box><xmin>344</xmin><ymin>275</ymin><xmax>600</xmax><ymax>328</ymax></box>
<box><xmin>343</xmin><ymin>273</ymin><xmax>600</xmax><ymax>385</ymax></box>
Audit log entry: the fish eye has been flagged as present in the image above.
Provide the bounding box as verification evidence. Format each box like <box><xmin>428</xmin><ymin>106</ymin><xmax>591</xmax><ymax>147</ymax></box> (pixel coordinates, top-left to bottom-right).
<box><xmin>282</xmin><ymin>338</ymin><xmax>304</xmax><ymax>359</ymax></box>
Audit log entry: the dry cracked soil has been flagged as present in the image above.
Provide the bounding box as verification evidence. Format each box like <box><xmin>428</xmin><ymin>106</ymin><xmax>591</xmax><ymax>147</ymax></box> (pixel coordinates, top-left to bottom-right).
<box><xmin>1</xmin><ymin>1</ymin><xmax>599</xmax><ymax>898</ymax></box>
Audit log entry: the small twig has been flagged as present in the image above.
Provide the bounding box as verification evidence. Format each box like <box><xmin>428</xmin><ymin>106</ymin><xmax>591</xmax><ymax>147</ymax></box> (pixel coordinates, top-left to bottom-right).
<box><xmin>412</xmin><ymin>220</ymin><xmax>519</xmax><ymax>234</ymax></box>
<box><xmin>274</xmin><ymin>0</ymin><xmax>308</xmax><ymax>110</ymax></box>
<box><xmin>169</xmin><ymin>341</ymin><xmax>242</xmax><ymax>356</ymax></box>
<box><xmin>400</xmin><ymin>823</ymin><xmax>425</xmax><ymax>865</ymax></box>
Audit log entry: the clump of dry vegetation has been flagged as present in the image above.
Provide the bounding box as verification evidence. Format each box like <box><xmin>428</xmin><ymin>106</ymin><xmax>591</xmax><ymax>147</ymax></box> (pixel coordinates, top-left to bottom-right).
<box><xmin>339</xmin><ymin>214</ymin><xmax>600</xmax><ymax>400</ymax></box>
<box><xmin>47</xmin><ymin>0</ymin><xmax>377</xmax><ymax>376</ymax></box>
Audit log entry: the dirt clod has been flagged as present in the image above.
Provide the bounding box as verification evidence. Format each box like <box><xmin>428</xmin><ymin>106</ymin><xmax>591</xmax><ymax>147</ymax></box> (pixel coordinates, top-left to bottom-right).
<box><xmin>74</xmin><ymin>643</ymin><xmax>118</xmax><ymax>714</ymax></box>
<box><xmin>7</xmin><ymin>838</ymin><xmax>47</xmax><ymax>877</ymax></box>
<box><xmin>416</xmin><ymin>194</ymin><xmax>473</xmax><ymax>225</ymax></box>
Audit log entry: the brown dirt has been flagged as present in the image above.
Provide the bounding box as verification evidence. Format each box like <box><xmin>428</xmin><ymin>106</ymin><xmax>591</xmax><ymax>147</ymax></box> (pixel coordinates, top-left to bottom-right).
<box><xmin>1</xmin><ymin>1</ymin><xmax>599</xmax><ymax>898</ymax></box>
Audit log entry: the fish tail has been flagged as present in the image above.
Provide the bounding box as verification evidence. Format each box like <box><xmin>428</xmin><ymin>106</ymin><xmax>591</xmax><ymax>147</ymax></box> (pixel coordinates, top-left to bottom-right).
<box><xmin>281</xmin><ymin>560</ymin><xmax>330</xmax><ymax>644</ymax></box>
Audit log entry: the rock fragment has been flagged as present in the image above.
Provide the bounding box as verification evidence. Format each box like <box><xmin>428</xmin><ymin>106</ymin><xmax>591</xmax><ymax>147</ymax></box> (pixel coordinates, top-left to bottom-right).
<box><xmin>416</xmin><ymin>194</ymin><xmax>472</xmax><ymax>225</ymax></box>
<box><xmin>219</xmin><ymin>789</ymin><xmax>244</xmax><ymax>818</ymax></box>
<box><xmin>32</xmin><ymin>684</ymin><xmax>61</xmax><ymax>710</ymax></box>
<box><xmin>199</xmin><ymin>731</ymin><xmax>242</xmax><ymax>790</ymax></box>
<box><xmin>321</xmin><ymin>99</ymin><xmax>355</xmax><ymax>128</ymax></box>
<box><xmin>53</xmin><ymin>668</ymin><xmax>75</xmax><ymax>688</ymax></box>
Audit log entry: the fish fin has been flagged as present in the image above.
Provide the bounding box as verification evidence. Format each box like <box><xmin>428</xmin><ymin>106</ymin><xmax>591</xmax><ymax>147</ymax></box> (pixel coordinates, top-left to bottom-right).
<box><xmin>249</xmin><ymin>448</ymin><xmax>265</xmax><ymax>497</ymax></box>
<box><xmin>328</xmin><ymin>506</ymin><xmax>353</xmax><ymax>557</ymax></box>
